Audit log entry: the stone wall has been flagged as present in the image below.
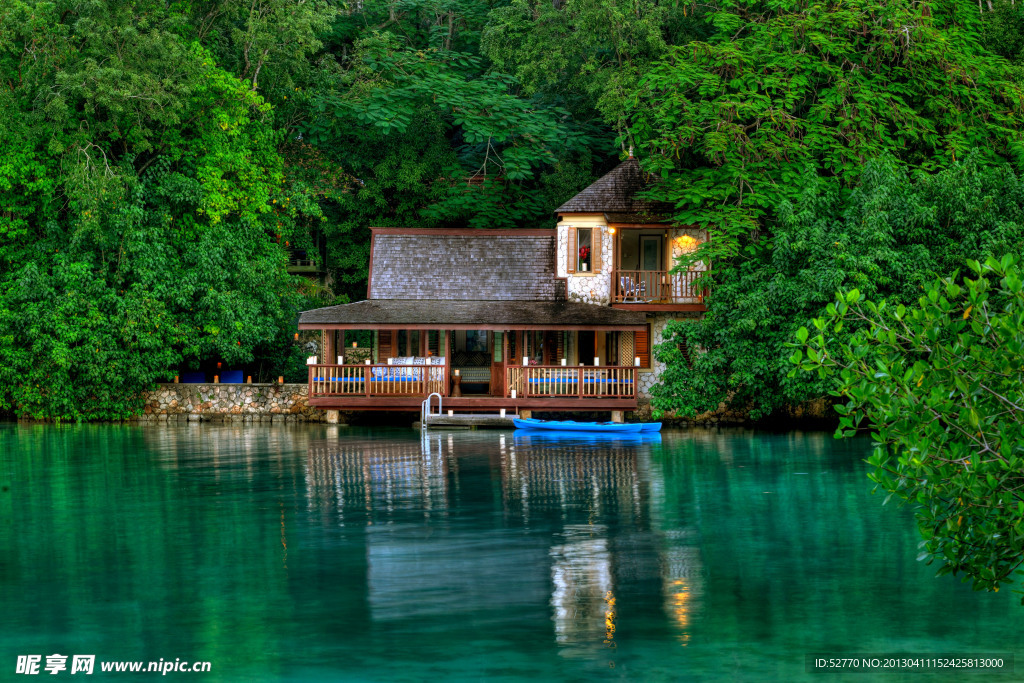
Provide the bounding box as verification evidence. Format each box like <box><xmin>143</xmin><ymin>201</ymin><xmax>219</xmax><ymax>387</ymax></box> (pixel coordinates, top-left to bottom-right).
<box><xmin>134</xmin><ymin>383</ymin><xmax>326</xmax><ymax>422</ymax></box>
<box><xmin>557</xmin><ymin>220</ymin><xmax>615</xmax><ymax>305</ymax></box>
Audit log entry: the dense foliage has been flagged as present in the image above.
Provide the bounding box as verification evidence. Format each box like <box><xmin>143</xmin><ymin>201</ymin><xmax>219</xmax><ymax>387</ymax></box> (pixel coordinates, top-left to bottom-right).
<box><xmin>792</xmin><ymin>257</ymin><xmax>1024</xmax><ymax>596</ymax></box>
<box><xmin>650</xmin><ymin>155</ymin><xmax>1024</xmax><ymax>419</ymax></box>
<box><xmin>3</xmin><ymin>0</ymin><xmax>1024</xmax><ymax>422</ymax></box>
<box><xmin>0</xmin><ymin>0</ymin><xmax>637</xmax><ymax>419</ymax></box>
<box><xmin>629</xmin><ymin>0</ymin><xmax>1024</xmax><ymax>264</ymax></box>
<box><xmin>0</xmin><ymin>1</ymin><xmax>323</xmax><ymax>419</ymax></box>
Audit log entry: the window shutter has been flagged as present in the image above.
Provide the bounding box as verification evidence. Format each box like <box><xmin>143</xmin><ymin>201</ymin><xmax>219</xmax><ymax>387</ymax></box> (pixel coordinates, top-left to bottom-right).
<box><xmin>593</xmin><ymin>228</ymin><xmax>602</xmax><ymax>272</ymax></box>
<box><xmin>636</xmin><ymin>325</ymin><xmax>650</xmax><ymax>368</ymax></box>
<box><xmin>567</xmin><ymin>227</ymin><xmax>576</xmax><ymax>274</ymax></box>
<box><xmin>428</xmin><ymin>330</ymin><xmax>440</xmax><ymax>356</ymax></box>
<box><xmin>678</xmin><ymin>338</ymin><xmax>692</xmax><ymax>367</ymax></box>
<box><xmin>379</xmin><ymin>330</ymin><xmax>393</xmax><ymax>359</ymax></box>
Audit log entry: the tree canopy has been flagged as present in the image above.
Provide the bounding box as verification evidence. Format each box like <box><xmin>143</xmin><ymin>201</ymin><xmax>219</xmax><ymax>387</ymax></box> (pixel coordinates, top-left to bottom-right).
<box><xmin>628</xmin><ymin>0</ymin><xmax>1024</xmax><ymax>264</ymax></box>
<box><xmin>793</xmin><ymin>256</ymin><xmax>1024</xmax><ymax>596</ymax></box>
<box><xmin>3</xmin><ymin>0</ymin><xmax>1024</xmax><ymax>423</ymax></box>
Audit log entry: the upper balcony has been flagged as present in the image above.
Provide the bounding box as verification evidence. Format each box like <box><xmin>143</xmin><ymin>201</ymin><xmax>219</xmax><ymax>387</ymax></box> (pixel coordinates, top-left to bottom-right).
<box><xmin>558</xmin><ymin>223</ymin><xmax>707</xmax><ymax>312</ymax></box>
<box><xmin>612</xmin><ymin>269</ymin><xmax>703</xmax><ymax>308</ymax></box>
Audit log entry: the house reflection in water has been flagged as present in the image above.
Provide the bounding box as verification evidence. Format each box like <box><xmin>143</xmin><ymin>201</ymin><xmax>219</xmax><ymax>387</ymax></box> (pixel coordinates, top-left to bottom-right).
<box><xmin>305</xmin><ymin>436</ymin><xmax>448</xmax><ymax>526</ymax></box>
<box><xmin>549</xmin><ymin>525</ymin><xmax>615</xmax><ymax>658</ymax></box>
<box><xmin>501</xmin><ymin>432</ymin><xmax>648</xmax><ymax>523</ymax></box>
<box><xmin>303</xmin><ymin>431</ymin><xmax>704</xmax><ymax>645</ymax></box>
<box><xmin>661</xmin><ymin>530</ymin><xmax>704</xmax><ymax>645</ymax></box>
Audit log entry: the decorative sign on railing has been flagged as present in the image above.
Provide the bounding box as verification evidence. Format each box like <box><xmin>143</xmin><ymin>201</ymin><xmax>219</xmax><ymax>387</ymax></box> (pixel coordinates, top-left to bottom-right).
<box><xmin>613</xmin><ymin>270</ymin><xmax>702</xmax><ymax>304</ymax></box>
<box><xmin>506</xmin><ymin>366</ymin><xmax>636</xmax><ymax>399</ymax></box>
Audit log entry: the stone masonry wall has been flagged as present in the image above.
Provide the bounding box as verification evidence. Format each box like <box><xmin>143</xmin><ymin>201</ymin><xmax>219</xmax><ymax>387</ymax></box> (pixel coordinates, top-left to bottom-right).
<box><xmin>133</xmin><ymin>383</ymin><xmax>325</xmax><ymax>422</ymax></box>
<box><xmin>557</xmin><ymin>223</ymin><xmax>614</xmax><ymax>305</ymax></box>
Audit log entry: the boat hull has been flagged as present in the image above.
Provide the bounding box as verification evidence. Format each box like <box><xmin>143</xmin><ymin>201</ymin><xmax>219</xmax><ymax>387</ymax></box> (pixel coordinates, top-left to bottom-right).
<box><xmin>512</xmin><ymin>418</ymin><xmax>643</xmax><ymax>433</ymax></box>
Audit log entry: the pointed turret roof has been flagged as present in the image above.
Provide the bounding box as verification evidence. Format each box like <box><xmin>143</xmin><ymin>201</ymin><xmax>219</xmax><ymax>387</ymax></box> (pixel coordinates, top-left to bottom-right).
<box><xmin>555</xmin><ymin>155</ymin><xmax>673</xmax><ymax>216</ymax></box>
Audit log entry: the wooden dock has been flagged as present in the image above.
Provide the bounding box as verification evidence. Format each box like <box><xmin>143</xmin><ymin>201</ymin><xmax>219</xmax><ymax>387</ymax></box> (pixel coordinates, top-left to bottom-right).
<box><xmin>415</xmin><ymin>413</ymin><xmax>518</xmax><ymax>430</ymax></box>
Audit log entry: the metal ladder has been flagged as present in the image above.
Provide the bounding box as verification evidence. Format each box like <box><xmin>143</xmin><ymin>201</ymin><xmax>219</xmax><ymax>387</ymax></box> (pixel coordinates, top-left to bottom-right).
<box><xmin>420</xmin><ymin>392</ymin><xmax>442</xmax><ymax>430</ymax></box>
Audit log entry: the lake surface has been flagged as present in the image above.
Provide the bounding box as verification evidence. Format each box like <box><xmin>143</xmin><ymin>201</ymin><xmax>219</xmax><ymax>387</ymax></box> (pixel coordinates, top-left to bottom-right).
<box><xmin>2</xmin><ymin>423</ymin><xmax>1022</xmax><ymax>681</ymax></box>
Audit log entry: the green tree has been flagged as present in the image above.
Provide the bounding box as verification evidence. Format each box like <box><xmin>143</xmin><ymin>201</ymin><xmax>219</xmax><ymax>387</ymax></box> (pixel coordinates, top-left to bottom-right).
<box><xmin>628</xmin><ymin>0</ymin><xmax>1024</xmax><ymax>264</ymax></box>
<box><xmin>0</xmin><ymin>0</ymin><xmax>321</xmax><ymax>419</ymax></box>
<box><xmin>980</xmin><ymin>1</ymin><xmax>1024</xmax><ymax>68</ymax></box>
<box><xmin>482</xmin><ymin>0</ymin><xmax>709</xmax><ymax>126</ymax></box>
<box><xmin>650</xmin><ymin>154</ymin><xmax>1024</xmax><ymax>420</ymax></box>
<box><xmin>792</xmin><ymin>256</ymin><xmax>1024</xmax><ymax>597</ymax></box>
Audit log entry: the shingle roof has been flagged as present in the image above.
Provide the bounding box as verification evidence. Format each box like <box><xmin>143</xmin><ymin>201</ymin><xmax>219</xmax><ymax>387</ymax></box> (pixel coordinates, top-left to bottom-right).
<box><xmin>298</xmin><ymin>299</ymin><xmax>647</xmax><ymax>329</ymax></box>
<box><xmin>368</xmin><ymin>230</ymin><xmax>561</xmax><ymax>301</ymax></box>
<box><xmin>555</xmin><ymin>156</ymin><xmax>673</xmax><ymax>215</ymax></box>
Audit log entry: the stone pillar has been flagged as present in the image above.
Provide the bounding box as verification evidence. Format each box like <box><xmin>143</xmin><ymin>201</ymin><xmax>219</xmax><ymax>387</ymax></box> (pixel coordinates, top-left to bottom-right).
<box><xmin>520</xmin><ymin>409</ymin><xmax>532</xmax><ymax>420</ymax></box>
<box><xmin>611</xmin><ymin>410</ymin><xmax>624</xmax><ymax>423</ymax></box>
<box><xmin>326</xmin><ymin>409</ymin><xmax>340</xmax><ymax>424</ymax></box>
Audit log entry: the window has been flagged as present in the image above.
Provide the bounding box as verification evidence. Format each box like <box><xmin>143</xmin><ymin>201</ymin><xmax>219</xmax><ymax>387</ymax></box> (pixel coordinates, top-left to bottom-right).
<box><xmin>527</xmin><ymin>331</ymin><xmax>544</xmax><ymax>364</ymax></box>
<box><xmin>606</xmin><ymin>331</ymin><xmax>620</xmax><ymax>366</ymax></box>
<box><xmin>465</xmin><ymin>330</ymin><xmax>488</xmax><ymax>352</ymax></box>
<box><xmin>492</xmin><ymin>332</ymin><xmax>504</xmax><ymax>363</ymax></box>
<box><xmin>577</xmin><ymin>228</ymin><xmax>592</xmax><ymax>272</ymax></box>
<box><xmin>636</xmin><ymin>325</ymin><xmax>651</xmax><ymax>368</ymax></box>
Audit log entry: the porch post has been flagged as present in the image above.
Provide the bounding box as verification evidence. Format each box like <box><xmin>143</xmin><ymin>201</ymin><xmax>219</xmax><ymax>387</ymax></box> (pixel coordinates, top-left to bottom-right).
<box><xmin>502</xmin><ymin>330</ymin><xmax>509</xmax><ymax>398</ymax></box>
<box><xmin>443</xmin><ymin>330</ymin><xmax>450</xmax><ymax>396</ymax></box>
<box><xmin>322</xmin><ymin>329</ymin><xmax>335</xmax><ymax>367</ymax></box>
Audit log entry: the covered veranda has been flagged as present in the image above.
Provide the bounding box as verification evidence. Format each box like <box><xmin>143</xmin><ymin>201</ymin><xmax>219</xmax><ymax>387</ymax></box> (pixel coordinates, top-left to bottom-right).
<box><xmin>297</xmin><ymin>299</ymin><xmax>647</xmax><ymax>413</ymax></box>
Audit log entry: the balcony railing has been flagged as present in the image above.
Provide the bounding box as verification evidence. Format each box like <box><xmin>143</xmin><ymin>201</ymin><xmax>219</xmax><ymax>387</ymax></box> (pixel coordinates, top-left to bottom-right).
<box><xmin>613</xmin><ymin>269</ymin><xmax>703</xmax><ymax>304</ymax></box>
<box><xmin>506</xmin><ymin>366</ymin><xmax>635</xmax><ymax>399</ymax></box>
<box><xmin>309</xmin><ymin>364</ymin><xmax>446</xmax><ymax>398</ymax></box>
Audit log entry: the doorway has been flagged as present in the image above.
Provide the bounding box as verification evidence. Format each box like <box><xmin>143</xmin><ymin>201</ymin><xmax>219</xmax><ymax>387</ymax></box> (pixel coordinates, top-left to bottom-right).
<box><xmin>578</xmin><ymin>331</ymin><xmax>596</xmax><ymax>365</ymax></box>
<box><xmin>640</xmin><ymin>235</ymin><xmax>662</xmax><ymax>271</ymax></box>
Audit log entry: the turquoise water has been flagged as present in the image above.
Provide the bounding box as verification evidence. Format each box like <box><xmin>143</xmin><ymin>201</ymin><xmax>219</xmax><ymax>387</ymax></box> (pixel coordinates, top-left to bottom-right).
<box><xmin>1</xmin><ymin>423</ymin><xmax>1022</xmax><ymax>681</ymax></box>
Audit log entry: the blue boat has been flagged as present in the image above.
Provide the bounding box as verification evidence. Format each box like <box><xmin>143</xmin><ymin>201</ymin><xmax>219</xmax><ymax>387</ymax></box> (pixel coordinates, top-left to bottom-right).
<box><xmin>512</xmin><ymin>418</ymin><xmax>643</xmax><ymax>433</ymax></box>
<box><xmin>639</xmin><ymin>422</ymin><xmax>662</xmax><ymax>432</ymax></box>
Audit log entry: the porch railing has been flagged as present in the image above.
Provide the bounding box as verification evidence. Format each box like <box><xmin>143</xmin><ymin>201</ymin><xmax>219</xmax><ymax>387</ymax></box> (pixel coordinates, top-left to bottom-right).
<box><xmin>613</xmin><ymin>269</ymin><xmax>703</xmax><ymax>304</ymax></box>
<box><xmin>309</xmin><ymin>364</ymin><xmax>446</xmax><ymax>398</ymax></box>
<box><xmin>309</xmin><ymin>364</ymin><xmax>638</xmax><ymax>401</ymax></box>
<box><xmin>506</xmin><ymin>366</ymin><xmax>636</xmax><ymax>399</ymax></box>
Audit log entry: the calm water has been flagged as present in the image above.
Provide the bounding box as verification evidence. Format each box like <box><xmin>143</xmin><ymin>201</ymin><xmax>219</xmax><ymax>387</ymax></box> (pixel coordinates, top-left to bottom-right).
<box><xmin>2</xmin><ymin>423</ymin><xmax>1023</xmax><ymax>681</ymax></box>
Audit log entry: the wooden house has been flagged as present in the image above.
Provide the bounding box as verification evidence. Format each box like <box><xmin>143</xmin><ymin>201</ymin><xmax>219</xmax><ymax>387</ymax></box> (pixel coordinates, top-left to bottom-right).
<box><xmin>298</xmin><ymin>154</ymin><xmax>706</xmax><ymax>417</ymax></box>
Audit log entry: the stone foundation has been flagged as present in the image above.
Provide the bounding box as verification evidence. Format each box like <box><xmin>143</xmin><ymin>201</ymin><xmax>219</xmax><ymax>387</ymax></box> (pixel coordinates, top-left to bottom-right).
<box><xmin>133</xmin><ymin>383</ymin><xmax>326</xmax><ymax>422</ymax></box>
